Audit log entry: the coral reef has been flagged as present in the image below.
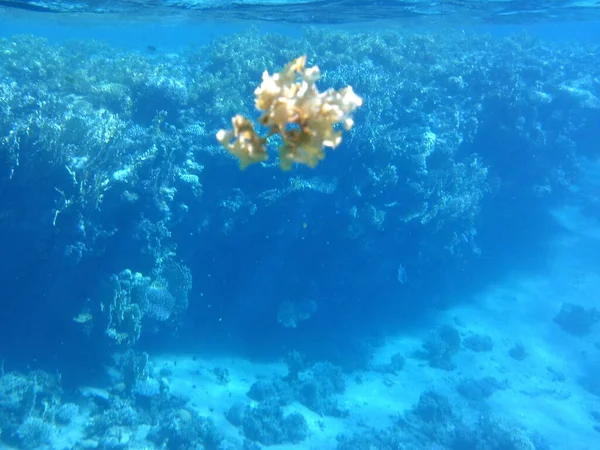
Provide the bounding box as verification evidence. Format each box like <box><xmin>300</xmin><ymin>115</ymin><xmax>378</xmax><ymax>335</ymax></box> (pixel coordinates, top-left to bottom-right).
<box><xmin>0</xmin><ymin>370</ymin><xmax>65</xmax><ymax>449</ymax></box>
<box><xmin>554</xmin><ymin>302</ymin><xmax>599</xmax><ymax>336</ymax></box>
<box><xmin>338</xmin><ymin>390</ymin><xmax>542</xmax><ymax>450</ymax></box>
<box><xmin>0</xmin><ymin>27</ymin><xmax>598</xmax><ymax>450</ymax></box>
<box><xmin>418</xmin><ymin>325</ymin><xmax>462</xmax><ymax>371</ymax></box>
<box><xmin>1</xmin><ymin>30</ymin><xmax>598</xmax><ymax>361</ymax></box>
<box><xmin>227</xmin><ymin>399</ymin><xmax>308</xmax><ymax>446</ymax></box>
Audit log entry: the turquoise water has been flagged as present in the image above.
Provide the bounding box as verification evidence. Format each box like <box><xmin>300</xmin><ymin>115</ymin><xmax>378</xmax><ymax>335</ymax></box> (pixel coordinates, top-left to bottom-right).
<box><xmin>0</xmin><ymin>2</ymin><xmax>599</xmax><ymax>449</ymax></box>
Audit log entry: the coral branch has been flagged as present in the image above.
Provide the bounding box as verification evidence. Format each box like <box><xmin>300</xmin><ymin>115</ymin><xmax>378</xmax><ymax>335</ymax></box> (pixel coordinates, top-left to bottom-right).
<box><xmin>217</xmin><ymin>56</ymin><xmax>363</xmax><ymax>170</ymax></box>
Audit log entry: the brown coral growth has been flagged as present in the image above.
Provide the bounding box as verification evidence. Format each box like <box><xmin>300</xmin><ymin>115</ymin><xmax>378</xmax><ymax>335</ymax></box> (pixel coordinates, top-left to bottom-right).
<box><xmin>217</xmin><ymin>56</ymin><xmax>362</xmax><ymax>170</ymax></box>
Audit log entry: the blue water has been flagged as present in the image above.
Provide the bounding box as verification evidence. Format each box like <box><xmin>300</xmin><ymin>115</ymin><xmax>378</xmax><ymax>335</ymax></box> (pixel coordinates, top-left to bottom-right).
<box><xmin>0</xmin><ymin>2</ymin><xmax>599</xmax><ymax>449</ymax></box>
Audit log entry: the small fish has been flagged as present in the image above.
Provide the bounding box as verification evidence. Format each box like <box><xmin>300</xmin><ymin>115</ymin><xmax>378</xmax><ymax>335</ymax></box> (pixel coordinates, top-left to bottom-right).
<box><xmin>397</xmin><ymin>263</ymin><xmax>408</xmax><ymax>284</ymax></box>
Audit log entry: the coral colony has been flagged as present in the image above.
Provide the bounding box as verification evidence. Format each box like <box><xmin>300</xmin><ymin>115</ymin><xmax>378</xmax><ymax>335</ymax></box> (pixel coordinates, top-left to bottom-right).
<box><xmin>217</xmin><ymin>56</ymin><xmax>363</xmax><ymax>170</ymax></box>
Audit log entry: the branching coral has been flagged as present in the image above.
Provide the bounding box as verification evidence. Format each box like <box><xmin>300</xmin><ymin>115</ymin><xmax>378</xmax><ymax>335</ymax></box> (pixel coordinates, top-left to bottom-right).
<box><xmin>216</xmin><ymin>56</ymin><xmax>363</xmax><ymax>170</ymax></box>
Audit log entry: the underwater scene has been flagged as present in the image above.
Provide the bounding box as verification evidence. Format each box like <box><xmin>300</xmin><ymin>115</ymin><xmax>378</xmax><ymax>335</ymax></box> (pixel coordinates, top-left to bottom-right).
<box><xmin>0</xmin><ymin>1</ymin><xmax>599</xmax><ymax>449</ymax></box>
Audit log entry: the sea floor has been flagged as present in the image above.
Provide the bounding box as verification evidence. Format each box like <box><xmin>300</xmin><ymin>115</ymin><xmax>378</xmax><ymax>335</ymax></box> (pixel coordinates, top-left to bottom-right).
<box><xmin>18</xmin><ymin>202</ymin><xmax>600</xmax><ymax>450</ymax></box>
